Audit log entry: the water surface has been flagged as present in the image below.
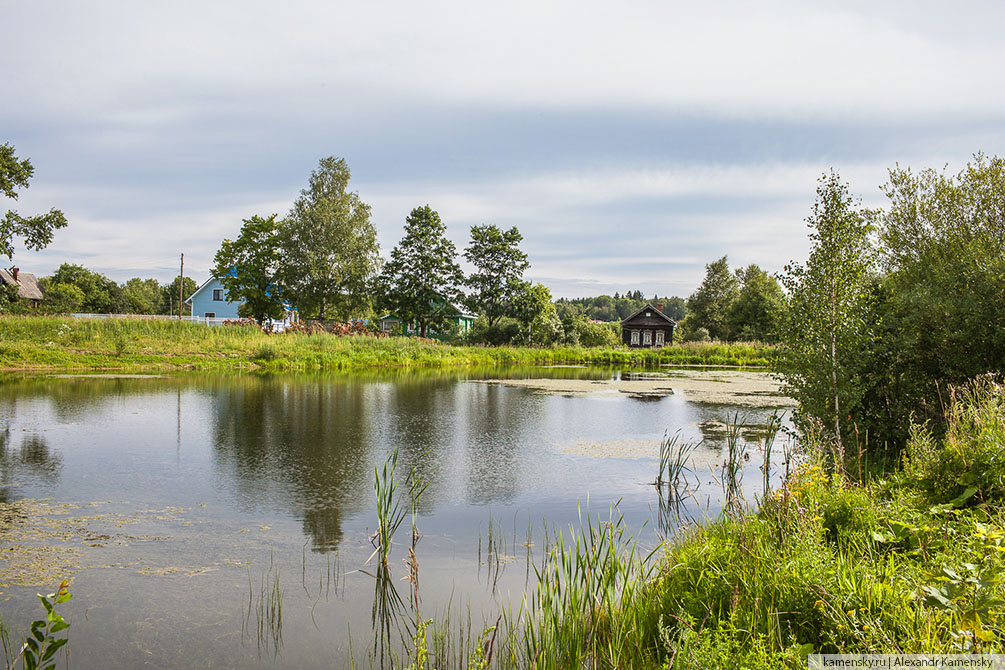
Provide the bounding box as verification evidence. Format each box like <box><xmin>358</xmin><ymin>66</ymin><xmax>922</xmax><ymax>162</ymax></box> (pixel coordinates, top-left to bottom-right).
<box><xmin>0</xmin><ymin>368</ymin><xmax>791</xmax><ymax>668</ymax></box>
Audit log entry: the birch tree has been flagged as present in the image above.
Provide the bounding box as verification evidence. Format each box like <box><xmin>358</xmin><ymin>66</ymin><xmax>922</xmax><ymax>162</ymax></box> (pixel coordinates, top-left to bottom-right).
<box><xmin>277</xmin><ymin>157</ymin><xmax>380</xmax><ymax>321</ymax></box>
<box><xmin>778</xmin><ymin>171</ymin><xmax>875</xmax><ymax>462</ymax></box>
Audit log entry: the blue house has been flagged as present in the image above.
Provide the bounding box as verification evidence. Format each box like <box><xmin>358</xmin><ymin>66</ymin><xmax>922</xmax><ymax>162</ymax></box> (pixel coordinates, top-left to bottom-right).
<box><xmin>187</xmin><ymin>277</ymin><xmax>242</xmax><ymax>319</ymax></box>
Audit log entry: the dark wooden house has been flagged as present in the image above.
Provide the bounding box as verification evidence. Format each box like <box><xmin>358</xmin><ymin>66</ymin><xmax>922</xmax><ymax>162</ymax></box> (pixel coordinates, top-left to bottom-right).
<box><xmin>621</xmin><ymin>303</ymin><xmax>675</xmax><ymax>348</ymax></box>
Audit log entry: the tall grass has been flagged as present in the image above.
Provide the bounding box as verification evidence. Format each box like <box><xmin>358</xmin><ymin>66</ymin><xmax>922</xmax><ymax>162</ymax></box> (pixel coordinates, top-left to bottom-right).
<box><xmin>0</xmin><ymin>315</ymin><xmax>775</xmax><ymax>372</ymax></box>
<box><xmin>759</xmin><ymin>410</ymin><xmax>784</xmax><ymax>496</ymax></box>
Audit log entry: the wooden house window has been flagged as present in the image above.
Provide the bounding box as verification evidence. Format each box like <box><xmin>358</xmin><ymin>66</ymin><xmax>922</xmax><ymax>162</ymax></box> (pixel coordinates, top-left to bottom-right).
<box><xmin>204</xmin><ymin>312</ymin><xmax>216</xmax><ymax>318</ymax></box>
<box><xmin>213</xmin><ymin>289</ymin><xmax>224</xmax><ymax>301</ymax></box>
<box><xmin>631</xmin><ymin>330</ymin><xmax>639</xmax><ymax>345</ymax></box>
<box><xmin>656</xmin><ymin>331</ymin><xmax>664</xmax><ymax>346</ymax></box>
<box><xmin>643</xmin><ymin>331</ymin><xmax>652</xmax><ymax>345</ymax></box>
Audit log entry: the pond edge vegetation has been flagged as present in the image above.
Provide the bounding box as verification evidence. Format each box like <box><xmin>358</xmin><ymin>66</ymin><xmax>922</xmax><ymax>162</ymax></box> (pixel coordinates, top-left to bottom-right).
<box><xmin>0</xmin><ymin>316</ymin><xmax>774</xmax><ymax>373</ymax></box>
<box><xmin>376</xmin><ymin>376</ymin><xmax>1005</xmax><ymax>668</ymax></box>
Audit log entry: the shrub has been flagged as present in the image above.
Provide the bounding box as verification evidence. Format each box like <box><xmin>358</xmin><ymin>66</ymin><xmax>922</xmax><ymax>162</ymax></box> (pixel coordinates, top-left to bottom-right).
<box><xmin>903</xmin><ymin>375</ymin><xmax>1005</xmax><ymax>506</ymax></box>
<box><xmin>573</xmin><ymin>319</ymin><xmax>620</xmax><ymax>347</ymax></box>
<box><xmin>465</xmin><ymin>316</ymin><xmax>523</xmax><ymax>346</ymax></box>
<box><xmin>676</xmin><ymin>316</ymin><xmax>710</xmax><ymax>343</ymax></box>
<box><xmin>253</xmin><ymin>344</ymin><xmax>279</xmax><ymax>362</ymax></box>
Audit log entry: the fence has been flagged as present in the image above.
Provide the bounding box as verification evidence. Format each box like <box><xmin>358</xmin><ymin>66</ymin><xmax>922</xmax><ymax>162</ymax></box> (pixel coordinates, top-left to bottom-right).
<box><xmin>70</xmin><ymin>313</ymin><xmax>260</xmax><ymax>328</ymax></box>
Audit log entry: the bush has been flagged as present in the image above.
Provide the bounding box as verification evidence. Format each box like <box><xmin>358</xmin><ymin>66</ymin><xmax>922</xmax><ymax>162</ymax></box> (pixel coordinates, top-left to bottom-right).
<box><xmin>903</xmin><ymin>374</ymin><xmax>1005</xmax><ymax>506</ymax></box>
<box><xmin>465</xmin><ymin>316</ymin><xmax>523</xmax><ymax>346</ymax></box>
<box><xmin>573</xmin><ymin>319</ymin><xmax>620</xmax><ymax>347</ymax></box>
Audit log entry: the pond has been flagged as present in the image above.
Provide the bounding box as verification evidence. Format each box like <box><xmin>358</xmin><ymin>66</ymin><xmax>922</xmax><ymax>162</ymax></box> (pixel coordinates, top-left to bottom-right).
<box><xmin>0</xmin><ymin>367</ymin><xmax>794</xmax><ymax>669</ymax></box>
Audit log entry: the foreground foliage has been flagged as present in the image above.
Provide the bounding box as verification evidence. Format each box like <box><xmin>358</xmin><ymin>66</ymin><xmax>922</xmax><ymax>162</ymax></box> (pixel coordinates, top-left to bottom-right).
<box><xmin>1</xmin><ymin>581</ymin><xmax>72</xmax><ymax>670</ymax></box>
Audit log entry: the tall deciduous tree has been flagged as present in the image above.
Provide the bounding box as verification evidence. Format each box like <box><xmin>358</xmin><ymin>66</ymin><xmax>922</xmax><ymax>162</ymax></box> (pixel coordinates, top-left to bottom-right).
<box><xmin>777</xmin><ymin>171</ymin><xmax>875</xmax><ymax>459</ymax></box>
<box><xmin>0</xmin><ymin>143</ymin><xmax>67</xmax><ymax>260</ymax></box>
<box><xmin>277</xmin><ymin>157</ymin><xmax>381</xmax><ymax>321</ymax></box>
<box><xmin>511</xmin><ymin>281</ymin><xmax>553</xmax><ymax>344</ymax></box>
<box><xmin>376</xmin><ymin>205</ymin><xmax>464</xmax><ymax>337</ymax></box>
<box><xmin>161</xmin><ymin>275</ymin><xmax>197</xmax><ymax>315</ymax></box>
<box><xmin>729</xmin><ymin>264</ymin><xmax>785</xmax><ymax>342</ymax></box>
<box><xmin>687</xmin><ymin>256</ymin><xmax>739</xmax><ymax>340</ymax></box>
<box><xmin>121</xmin><ymin>278</ymin><xmax>163</xmax><ymax>314</ymax></box>
<box><xmin>212</xmin><ymin>214</ymin><xmax>286</xmax><ymax>325</ymax></box>
<box><xmin>463</xmin><ymin>225</ymin><xmax>529</xmax><ymax>326</ymax></box>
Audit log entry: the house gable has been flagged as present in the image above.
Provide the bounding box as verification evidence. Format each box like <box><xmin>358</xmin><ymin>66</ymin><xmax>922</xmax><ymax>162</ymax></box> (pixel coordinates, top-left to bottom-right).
<box><xmin>0</xmin><ymin>268</ymin><xmax>44</xmax><ymax>305</ymax></box>
<box><xmin>187</xmin><ymin>277</ymin><xmax>243</xmax><ymax>319</ymax></box>
<box><xmin>620</xmin><ymin>303</ymin><xmax>676</xmax><ymax>348</ymax></box>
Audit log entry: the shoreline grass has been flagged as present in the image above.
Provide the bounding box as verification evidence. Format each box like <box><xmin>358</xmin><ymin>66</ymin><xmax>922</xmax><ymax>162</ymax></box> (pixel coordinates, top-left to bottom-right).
<box><xmin>0</xmin><ymin>315</ymin><xmax>774</xmax><ymax>373</ymax></box>
<box><xmin>403</xmin><ymin>376</ymin><xmax>1005</xmax><ymax>668</ymax></box>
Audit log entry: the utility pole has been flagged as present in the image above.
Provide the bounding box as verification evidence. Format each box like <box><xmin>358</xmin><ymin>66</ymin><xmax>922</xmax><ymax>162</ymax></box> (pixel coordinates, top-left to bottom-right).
<box><xmin>179</xmin><ymin>253</ymin><xmax>184</xmax><ymax>320</ymax></box>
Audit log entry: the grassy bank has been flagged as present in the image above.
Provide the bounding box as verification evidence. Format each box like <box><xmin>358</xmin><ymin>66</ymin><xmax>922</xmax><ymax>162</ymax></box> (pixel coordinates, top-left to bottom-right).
<box><xmin>407</xmin><ymin>376</ymin><xmax>1005</xmax><ymax>668</ymax></box>
<box><xmin>0</xmin><ymin>316</ymin><xmax>773</xmax><ymax>372</ymax></box>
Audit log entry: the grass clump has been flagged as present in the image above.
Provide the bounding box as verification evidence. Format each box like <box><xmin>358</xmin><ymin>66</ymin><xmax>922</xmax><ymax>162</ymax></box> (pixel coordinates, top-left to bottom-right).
<box><xmin>903</xmin><ymin>374</ymin><xmax>1005</xmax><ymax>506</ymax></box>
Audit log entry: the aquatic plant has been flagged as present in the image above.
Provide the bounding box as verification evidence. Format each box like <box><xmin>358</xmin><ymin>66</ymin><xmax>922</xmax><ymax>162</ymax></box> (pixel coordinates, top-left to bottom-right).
<box><xmin>243</xmin><ymin>553</ymin><xmax>283</xmax><ymax>655</ymax></box>
<box><xmin>655</xmin><ymin>430</ymin><xmax>699</xmax><ymax>491</ymax></box>
<box><xmin>759</xmin><ymin>410</ymin><xmax>784</xmax><ymax>496</ymax></box>
<box><xmin>722</xmin><ymin>412</ymin><xmax>748</xmax><ymax>515</ymax></box>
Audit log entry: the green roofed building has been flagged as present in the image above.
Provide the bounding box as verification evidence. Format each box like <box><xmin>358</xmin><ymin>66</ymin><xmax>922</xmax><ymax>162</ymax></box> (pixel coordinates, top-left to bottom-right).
<box><xmin>379</xmin><ymin>303</ymin><xmax>477</xmax><ymax>339</ymax></box>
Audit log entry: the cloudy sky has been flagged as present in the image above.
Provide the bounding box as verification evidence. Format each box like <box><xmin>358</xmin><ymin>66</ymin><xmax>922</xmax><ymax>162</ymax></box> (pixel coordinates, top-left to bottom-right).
<box><xmin>3</xmin><ymin>1</ymin><xmax>1003</xmax><ymax>298</ymax></box>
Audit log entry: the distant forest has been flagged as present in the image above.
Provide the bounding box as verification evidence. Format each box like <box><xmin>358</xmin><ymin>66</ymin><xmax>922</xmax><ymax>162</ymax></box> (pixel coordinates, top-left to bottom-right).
<box><xmin>554</xmin><ymin>292</ymin><xmax>687</xmax><ymax>323</ymax></box>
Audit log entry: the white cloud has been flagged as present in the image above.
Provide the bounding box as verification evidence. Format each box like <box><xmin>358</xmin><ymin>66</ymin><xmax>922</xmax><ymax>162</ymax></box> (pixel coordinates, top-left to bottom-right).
<box><xmin>5</xmin><ymin>1</ymin><xmax>1005</xmax><ymax>126</ymax></box>
<box><xmin>3</xmin><ymin>1</ymin><xmax>1002</xmax><ymax>299</ymax></box>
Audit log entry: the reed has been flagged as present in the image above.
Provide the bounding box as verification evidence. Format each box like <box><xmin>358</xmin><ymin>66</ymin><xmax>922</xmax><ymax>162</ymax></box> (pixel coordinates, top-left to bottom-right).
<box><xmin>721</xmin><ymin>412</ymin><xmax>748</xmax><ymax>515</ymax></box>
<box><xmin>655</xmin><ymin>430</ymin><xmax>699</xmax><ymax>490</ymax></box>
<box><xmin>759</xmin><ymin>410</ymin><xmax>784</xmax><ymax>496</ymax></box>
<box><xmin>242</xmin><ymin>554</ymin><xmax>283</xmax><ymax>655</ymax></box>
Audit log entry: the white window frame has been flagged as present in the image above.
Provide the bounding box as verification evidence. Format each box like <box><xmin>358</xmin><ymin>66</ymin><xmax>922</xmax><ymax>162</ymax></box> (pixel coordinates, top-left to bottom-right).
<box><xmin>643</xmin><ymin>331</ymin><xmax>652</xmax><ymax>345</ymax></box>
<box><xmin>204</xmin><ymin>312</ymin><xmax>216</xmax><ymax>318</ymax></box>
<box><xmin>655</xmin><ymin>331</ymin><xmax>664</xmax><ymax>346</ymax></box>
<box><xmin>630</xmin><ymin>330</ymin><xmax>639</xmax><ymax>345</ymax></box>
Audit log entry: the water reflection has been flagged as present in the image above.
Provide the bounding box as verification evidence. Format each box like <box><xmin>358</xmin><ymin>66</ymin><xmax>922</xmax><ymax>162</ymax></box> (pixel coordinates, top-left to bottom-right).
<box><xmin>210</xmin><ymin>376</ymin><xmax>374</xmax><ymax>552</ymax></box>
<box><xmin>0</xmin><ymin>423</ymin><xmax>61</xmax><ymax>501</ymax></box>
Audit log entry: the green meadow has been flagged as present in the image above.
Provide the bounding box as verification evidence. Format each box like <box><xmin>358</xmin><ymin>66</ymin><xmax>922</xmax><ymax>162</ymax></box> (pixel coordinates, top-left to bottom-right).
<box><xmin>0</xmin><ymin>316</ymin><xmax>773</xmax><ymax>372</ymax></box>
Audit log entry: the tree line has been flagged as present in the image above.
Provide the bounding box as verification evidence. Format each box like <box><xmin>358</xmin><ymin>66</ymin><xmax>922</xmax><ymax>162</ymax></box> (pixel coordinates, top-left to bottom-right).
<box><xmin>210</xmin><ymin>157</ymin><xmax>552</xmax><ymax>342</ymax></box>
<box><xmin>34</xmin><ymin>266</ymin><xmax>197</xmax><ymax>315</ymax></box>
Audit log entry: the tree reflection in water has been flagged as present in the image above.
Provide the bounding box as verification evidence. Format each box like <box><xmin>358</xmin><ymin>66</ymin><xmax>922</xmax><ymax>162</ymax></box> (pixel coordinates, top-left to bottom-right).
<box><xmin>0</xmin><ymin>423</ymin><xmax>62</xmax><ymax>503</ymax></box>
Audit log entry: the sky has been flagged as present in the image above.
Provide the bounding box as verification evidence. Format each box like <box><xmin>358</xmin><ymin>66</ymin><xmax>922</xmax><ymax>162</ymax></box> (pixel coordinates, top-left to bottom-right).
<box><xmin>3</xmin><ymin>1</ymin><xmax>1004</xmax><ymax>298</ymax></box>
